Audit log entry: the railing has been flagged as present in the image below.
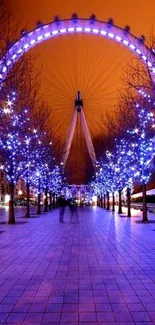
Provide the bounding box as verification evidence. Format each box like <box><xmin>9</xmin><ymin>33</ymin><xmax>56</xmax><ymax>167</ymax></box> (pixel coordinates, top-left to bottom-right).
<box><xmin>122</xmin><ymin>202</ymin><xmax>155</xmax><ymax>212</ymax></box>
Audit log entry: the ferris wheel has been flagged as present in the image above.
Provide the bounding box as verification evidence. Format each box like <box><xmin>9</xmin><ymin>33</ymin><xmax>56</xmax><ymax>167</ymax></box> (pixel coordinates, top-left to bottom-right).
<box><xmin>1</xmin><ymin>15</ymin><xmax>154</xmax><ymax>183</ymax></box>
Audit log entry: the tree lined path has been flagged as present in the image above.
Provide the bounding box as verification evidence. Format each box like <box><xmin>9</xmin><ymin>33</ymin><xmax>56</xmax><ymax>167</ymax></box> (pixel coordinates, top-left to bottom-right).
<box><xmin>0</xmin><ymin>207</ymin><xmax>155</xmax><ymax>324</ymax></box>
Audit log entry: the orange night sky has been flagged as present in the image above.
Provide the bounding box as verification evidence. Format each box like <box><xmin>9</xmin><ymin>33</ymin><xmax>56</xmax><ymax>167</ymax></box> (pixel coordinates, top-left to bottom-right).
<box><xmin>8</xmin><ymin>0</ymin><xmax>155</xmax><ymax>183</ymax></box>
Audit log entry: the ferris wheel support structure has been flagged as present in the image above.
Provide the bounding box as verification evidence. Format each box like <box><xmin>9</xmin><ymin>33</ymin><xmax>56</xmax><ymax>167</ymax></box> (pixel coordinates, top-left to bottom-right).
<box><xmin>63</xmin><ymin>90</ymin><xmax>97</xmax><ymax>169</ymax></box>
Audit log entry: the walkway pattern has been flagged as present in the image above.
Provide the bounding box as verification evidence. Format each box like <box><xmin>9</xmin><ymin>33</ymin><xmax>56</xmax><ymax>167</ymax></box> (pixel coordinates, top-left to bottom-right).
<box><xmin>0</xmin><ymin>207</ymin><xmax>155</xmax><ymax>324</ymax></box>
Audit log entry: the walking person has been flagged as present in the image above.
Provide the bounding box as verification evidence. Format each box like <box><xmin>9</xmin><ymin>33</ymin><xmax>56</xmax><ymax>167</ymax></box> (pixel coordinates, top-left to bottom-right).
<box><xmin>58</xmin><ymin>195</ymin><xmax>66</xmax><ymax>223</ymax></box>
<box><xmin>68</xmin><ymin>197</ymin><xmax>79</xmax><ymax>223</ymax></box>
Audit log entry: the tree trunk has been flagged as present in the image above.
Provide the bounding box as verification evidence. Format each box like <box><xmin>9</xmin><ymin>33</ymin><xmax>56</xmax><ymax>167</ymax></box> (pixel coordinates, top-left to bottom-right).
<box><xmin>107</xmin><ymin>191</ymin><xmax>110</xmax><ymax>210</ymax></box>
<box><xmin>37</xmin><ymin>178</ymin><xmax>41</xmax><ymax>215</ymax></box>
<box><xmin>25</xmin><ymin>181</ymin><xmax>30</xmax><ymax>218</ymax></box>
<box><xmin>8</xmin><ymin>182</ymin><xmax>15</xmax><ymax>224</ymax></box>
<box><xmin>112</xmin><ymin>192</ymin><xmax>115</xmax><ymax>212</ymax></box>
<box><xmin>49</xmin><ymin>191</ymin><xmax>52</xmax><ymax>210</ymax></box>
<box><xmin>44</xmin><ymin>189</ymin><xmax>48</xmax><ymax>212</ymax></box>
<box><xmin>101</xmin><ymin>195</ymin><xmax>103</xmax><ymax>208</ymax></box>
<box><xmin>37</xmin><ymin>193</ymin><xmax>41</xmax><ymax>215</ymax></box>
<box><xmin>142</xmin><ymin>182</ymin><xmax>148</xmax><ymax>222</ymax></box>
<box><xmin>53</xmin><ymin>193</ymin><xmax>56</xmax><ymax>208</ymax></box>
<box><xmin>103</xmin><ymin>194</ymin><xmax>106</xmax><ymax>208</ymax></box>
<box><xmin>55</xmin><ymin>194</ymin><xmax>58</xmax><ymax>207</ymax></box>
<box><xmin>127</xmin><ymin>187</ymin><xmax>131</xmax><ymax>217</ymax></box>
<box><xmin>118</xmin><ymin>190</ymin><xmax>122</xmax><ymax>214</ymax></box>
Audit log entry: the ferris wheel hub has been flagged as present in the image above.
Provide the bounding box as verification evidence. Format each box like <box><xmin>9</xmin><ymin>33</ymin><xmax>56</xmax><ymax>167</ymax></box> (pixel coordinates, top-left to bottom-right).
<box><xmin>75</xmin><ymin>90</ymin><xmax>83</xmax><ymax>112</ymax></box>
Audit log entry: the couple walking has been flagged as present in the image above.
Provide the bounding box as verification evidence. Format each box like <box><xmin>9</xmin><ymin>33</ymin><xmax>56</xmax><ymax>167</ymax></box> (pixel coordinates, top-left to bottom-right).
<box><xmin>59</xmin><ymin>195</ymin><xmax>79</xmax><ymax>223</ymax></box>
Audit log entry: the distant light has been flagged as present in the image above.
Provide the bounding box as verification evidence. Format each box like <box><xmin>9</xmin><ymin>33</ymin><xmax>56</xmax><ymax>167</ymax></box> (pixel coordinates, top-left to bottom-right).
<box><xmin>60</xmin><ymin>28</ymin><xmax>66</xmax><ymax>33</ymax></box>
<box><xmin>147</xmin><ymin>61</ymin><xmax>152</xmax><ymax>67</ymax></box>
<box><xmin>92</xmin><ymin>29</ymin><xmax>99</xmax><ymax>34</ymax></box>
<box><xmin>134</xmin><ymin>128</ymin><xmax>139</xmax><ymax>134</ymax></box>
<box><xmin>116</xmin><ymin>36</ymin><xmax>121</xmax><ymax>41</ymax></box>
<box><xmin>4</xmin><ymin>107</ymin><xmax>11</xmax><ymax>114</ymax></box>
<box><xmin>2</xmin><ymin>66</ymin><xmax>7</xmax><ymax>73</ymax></box>
<box><xmin>142</xmin><ymin>55</ymin><xmax>147</xmax><ymax>61</ymax></box>
<box><xmin>12</xmin><ymin>54</ymin><xmax>17</xmax><ymax>60</ymax></box>
<box><xmin>84</xmin><ymin>27</ymin><xmax>91</xmax><ymax>32</ymax></box>
<box><xmin>92</xmin><ymin>195</ymin><xmax>97</xmax><ymax>203</ymax></box>
<box><xmin>52</xmin><ymin>30</ymin><xmax>58</xmax><ymax>35</ymax></box>
<box><xmin>37</xmin><ymin>35</ymin><xmax>43</xmax><ymax>41</ymax></box>
<box><xmin>17</xmin><ymin>49</ymin><xmax>23</xmax><ymax>54</ymax></box>
<box><xmin>108</xmin><ymin>32</ymin><xmax>114</xmax><ymax>38</ymax></box>
<box><xmin>5</xmin><ymin>194</ymin><xmax>10</xmax><ymax>204</ymax></box>
<box><xmin>24</xmin><ymin>44</ymin><xmax>29</xmax><ymax>49</ymax></box>
<box><xmin>68</xmin><ymin>27</ymin><xmax>74</xmax><ymax>32</ymax></box>
<box><xmin>100</xmin><ymin>30</ymin><xmax>107</xmax><ymax>35</ymax></box>
<box><xmin>44</xmin><ymin>32</ymin><xmax>50</xmax><ymax>37</ymax></box>
<box><xmin>7</xmin><ymin>99</ymin><xmax>13</xmax><ymax>107</ymax></box>
<box><xmin>136</xmin><ymin>49</ymin><xmax>141</xmax><ymax>55</ymax></box>
<box><xmin>30</xmin><ymin>39</ymin><xmax>36</xmax><ymax>45</ymax></box>
<box><xmin>76</xmin><ymin>27</ymin><xmax>82</xmax><ymax>32</ymax></box>
<box><xmin>130</xmin><ymin>44</ymin><xmax>135</xmax><ymax>50</ymax></box>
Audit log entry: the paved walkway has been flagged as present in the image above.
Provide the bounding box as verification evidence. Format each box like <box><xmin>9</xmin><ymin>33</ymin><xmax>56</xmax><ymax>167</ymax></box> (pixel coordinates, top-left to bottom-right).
<box><xmin>0</xmin><ymin>206</ymin><xmax>155</xmax><ymax>324</ymax></box>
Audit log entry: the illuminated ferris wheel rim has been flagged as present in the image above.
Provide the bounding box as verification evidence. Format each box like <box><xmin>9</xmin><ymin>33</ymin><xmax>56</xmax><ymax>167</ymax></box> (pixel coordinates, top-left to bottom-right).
<box><xmin>0</xmin><ymin>16</ymin><xmax>155</xmax><ymax>82</ymax></box>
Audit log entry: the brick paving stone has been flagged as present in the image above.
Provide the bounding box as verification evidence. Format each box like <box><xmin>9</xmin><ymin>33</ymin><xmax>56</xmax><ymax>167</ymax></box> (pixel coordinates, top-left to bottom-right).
<box><xmin>79</xmin><ymin>303</ymin><xmax>95</xmax><ymax>312</ymax></box>
<box><xmin>60</xmin><ymin>312</ymin><xmax>78</xmax><ymax>322</ymax></box>
<box><xmin>23</xmin><ymin>323</ymin><xmax>40</xmax><ymax>325</ymax></box>
<box><xmin>127</xmin><ymin>303</ymin><xmax>145</xmax><ymax>311</ymax></box>
<box><xmin>79</xmin><ymin>312</ymin><xmax>97</xmax><ymax>322</ymax></box>
<box><xmin>42</xmin><ymin>312</ymin><xmax>61</xmax><ymax>322</ymax></box>
<box><xmin>116</xmin><ymin>323</ymin><xmax>135</xmax><ymax>325</ymax></box>
<box><xmin>95</xmin><ymin>303</ymin><xmax>112</xmax><ymax>312</ymax></box>
<box><xmin>80</xmin><ymin>323</ymin><xmax>102</xmax><ymax>325</ymax></box>
<box><xmin>60</xmin><ymin>323</ymin><xmax>78</xmax><ymax>325</ymax></box>
<box><xmin>98</xmin><ymin>323</ymin><xmax>116</xmax><ymax>325</ymax></box>
<box><xmin>24</xmin><ymin>312</ymin><xmax>44</xmax><ymax>323</ymax></box>
<box><xmin>46</xmin><ymin>304</ymin><xmax>63</xmax><ymax>312</ymax></box>
<box><xmin>29</xmin><ymin>303</ymin><xmax>47</xmax><ymax>313</ymax></box>
<box><xmin>0</xmin><ymin>312</ymin><xmax>9</xmax><ymax>323</ymax></box>
<box><xmin>111</xmin><ymin>303</ymin><xmax>128</xmax><ymax>312</ymax></box>
<box><xmin>0</xmin><ymin>304</ymin><xmax>13</xmax><ymax>312</ymax></box>
<box><xmin>135</xmin><ymin>323</ymin><xmax>155</xmax><ymax>325</ymax></box>
<box><xmin>113</xmin><ymin>311</ymin><xmax>133</xmax><ymax>322</ymax></box>
<box><xmin>148</xmin><ymin>311</ymin><xmax>155</xmax><ymax>321</ymax></box>
<box><xmin>123</xmin><ymin>295</ymin><xmax>140</xmax><ymax>303</ymax></box>
<box><xmin>6</xmin><ymin>312</ymin><xmax>26</xmax><ymax>323</ymax></box>
<box><xmin>142</xmin><ymin>303</ymin><xmax>155</xmax><ymax>311</ymax></box>
<box><xmin>48</xmin><ymin>296</ymin><xmax>64</xmax><ymax>304</ymax></box>
<box><xmin>63</xmin><ymin>304</ymin><xmax>79</xmax><ymax>312</ymax></box>
<box><xmin>97</xmin><ymin>311</ymin><xmax>115</xmax><ymax>321</ymax></box>
<box><xmin>131</xmin><ymin>311</ymin><xmax>152</xmax><ymax>321</ymax></box>
<box><xmin>2</xmin><ymin>296</ymin><xmax>19</xmax><ymax>305</ymax></box>
<box><xmin>12</xmin><ymin>303</ymin><xmax>31</xmax><ymax>313</ymax></box>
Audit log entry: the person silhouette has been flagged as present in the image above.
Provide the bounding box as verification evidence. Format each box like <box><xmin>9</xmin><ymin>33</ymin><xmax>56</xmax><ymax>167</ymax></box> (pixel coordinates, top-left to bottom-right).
<box><xmin>58</xmin><ymin>195</ymin><xmax>66</xmax><ymax>223</ymax></box>
<box><xmin>68</xmin><ymin>197</ymin><xmax>79</xmax><ymax>223</ymax></box>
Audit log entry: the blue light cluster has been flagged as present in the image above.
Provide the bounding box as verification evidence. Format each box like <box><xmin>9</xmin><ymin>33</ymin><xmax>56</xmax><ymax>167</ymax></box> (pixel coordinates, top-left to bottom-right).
<box><xmin>0</xmin><ymin>91</ymin><xmax>65</xmax><ymax>198</ymax></box>
<box><xmin>92</xmin><ymin>104</ymin><xmax>155</xmax><ymax>197</ymax></box>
